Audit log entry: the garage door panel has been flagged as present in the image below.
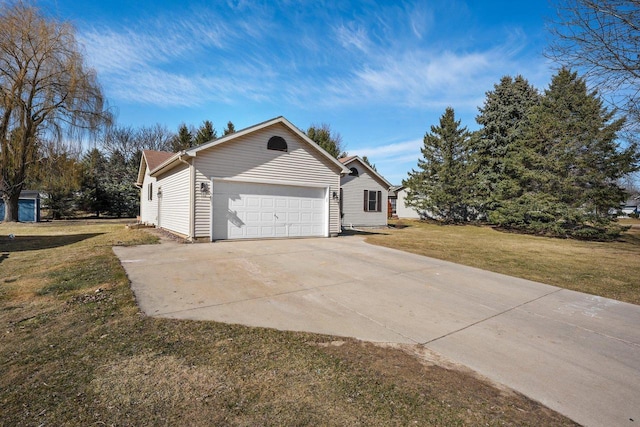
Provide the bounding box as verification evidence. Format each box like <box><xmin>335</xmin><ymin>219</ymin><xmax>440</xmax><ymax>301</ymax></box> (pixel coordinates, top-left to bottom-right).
<box><xmin>212</xmin><ymin>181</ymin><xmax>326</xmax><ymax>240</ymax></box>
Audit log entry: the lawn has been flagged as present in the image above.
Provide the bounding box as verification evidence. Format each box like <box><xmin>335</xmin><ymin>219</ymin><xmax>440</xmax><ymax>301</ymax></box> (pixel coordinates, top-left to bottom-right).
<box><xmin>365</xmin><ymin>218</ymin><xmax>640</xmax><ymax>305</ymax></box>
<box><xmin>0</xmin><ymin>220</ymin><xmax>576</xmax><ymax>426</ymax></box>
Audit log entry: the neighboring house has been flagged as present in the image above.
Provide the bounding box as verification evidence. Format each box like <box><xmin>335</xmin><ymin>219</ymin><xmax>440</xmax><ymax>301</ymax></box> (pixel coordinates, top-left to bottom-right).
<box><xmin>620</xmin><ymin>195</ymin><xmax>639</xmax><ymax>216</ymax></box>
<box><xmin>389</xmin><ymin>186</ymin><xmax>421</xmax><ymax>219</ymax></box>
<box><xmin>136</xmin><ymin>116</ymin><xmax>350</xmax><ymax>241</ymax></box>
<box><xmin>0</xmin><ymin>190</ymin><xmax>41</xmax><ymax>222</ymax></box>
<box><xmin>339</xmin><ymin>156</ymin><xmax>391</xmax><ymax>228</ymax></box>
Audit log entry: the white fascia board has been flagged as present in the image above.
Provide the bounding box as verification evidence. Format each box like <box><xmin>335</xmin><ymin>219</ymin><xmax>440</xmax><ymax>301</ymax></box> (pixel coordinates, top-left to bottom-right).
<box><xmin>341</xmin><ymin>156</ymin><xmax>393</xmax><ymax>189</ymax></box>
<box><xmin>149</xmin><ymin>152</ymin><xmax>193</xmax><ymax>177</ymax></box>
<box><xmin>188</xmin><ymin>116</ymin><xmax>351</xmax><ymax>175</ymax></box>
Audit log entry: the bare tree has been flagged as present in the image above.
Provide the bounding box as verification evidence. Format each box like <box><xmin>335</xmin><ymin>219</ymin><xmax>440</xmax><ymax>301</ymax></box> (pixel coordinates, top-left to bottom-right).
<box><xmin>137</xmin><ymin>124</ymin><xmax>174</xmax><ymax>152</ymax></box>
<box><xmin>547</xmin><ymin>0</ymin><xmax>640</xmax><ymax>128</ymax></box>
<box><xmin>0</xmin><ymin>2</ymin><xmax>110</xmax><ymax>221</ymax></box>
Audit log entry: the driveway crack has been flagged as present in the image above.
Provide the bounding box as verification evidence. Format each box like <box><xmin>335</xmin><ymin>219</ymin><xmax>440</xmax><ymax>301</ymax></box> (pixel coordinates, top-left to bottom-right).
<box><xmin>321</xmin><ymin>293</ymin><xmax>420</xmax><ymax>344</ymax></box>
<box><xmin>420</xmin><ymin>288</ymin><xmax>564</xmax><ymax>345</ymax></box>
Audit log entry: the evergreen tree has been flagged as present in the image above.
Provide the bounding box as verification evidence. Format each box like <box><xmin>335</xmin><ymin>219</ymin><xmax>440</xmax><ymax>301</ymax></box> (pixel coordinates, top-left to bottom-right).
<box><xmin>362</xmin><ymin>156</ymin><xmax>377</xmax><ymax>172</ymax></box>
<box><xmin>170</xmin><ymin>124</ymin><xmax>194</xmax><ymax>152</ymax></box>
<box><xmin>472</xmin><ymin>75</ymin><xmax>540</xmax><ymax>216</ymax></box>
<box><xmin>77</xmin><ymin>148</ymin><xmax>109</xmax><ymax>217</ymax></box>
<box><xmin>403</xmin><ymin>107</ymin><xmax>472</xmax><ymax>223</ymax></box>
<box><xmin>306</xmin><ymin>123</ymin><xmax>346</xmax><ymax>159</ymax></box>
<box><xmin>223</xmin><ymin>121</ymin><xmax>236</xmax><ymax>135</ymax></box>
<box><xmin>194</xmin><ymin>120</ymin><xmax>217</xmax><ymax>145</ymax></box>
<box><xmin>492</xmin><ymin>68</ymin><xmax>639</xmax><ymax>239</ymax></box>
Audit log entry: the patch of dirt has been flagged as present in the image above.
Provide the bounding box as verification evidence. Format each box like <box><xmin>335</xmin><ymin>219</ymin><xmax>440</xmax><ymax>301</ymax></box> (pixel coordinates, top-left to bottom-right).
<box><xmin>318</xmin><ymin>339</ymin><xmax>578</xmax><ymax>426</ymax></box>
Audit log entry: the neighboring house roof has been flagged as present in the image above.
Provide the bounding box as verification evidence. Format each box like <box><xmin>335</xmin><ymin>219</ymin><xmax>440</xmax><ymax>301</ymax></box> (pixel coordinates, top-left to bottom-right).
<box><xmin>339</xmin><ymin>155</ymin><xmax>392</xmax><ymax>189</ymax></box>
<box><xmin>149</xmin><ymin>116</ymin><xmax>350</xmax><ymax>178</ymax></box>
<box><xmin>136</xmin><ymin>150</ymin><xmax>174</xmax><ymax>185</ymax></box>
<box><xmin>388</xmin><ymin>185</ymin><xmax>403</xmax><ymax>197</ymax></box>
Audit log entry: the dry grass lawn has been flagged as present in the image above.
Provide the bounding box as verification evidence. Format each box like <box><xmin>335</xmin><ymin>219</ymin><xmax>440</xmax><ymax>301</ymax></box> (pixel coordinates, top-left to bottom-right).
<box><xmin>0</xmin><ymin>220</ymin><xmax>576</xmax><ymax>426</ymax></box>
<box><xmin>365</xmin><ymin>218</ymin><xmax>640</xmax><ymax>305</ymax></box>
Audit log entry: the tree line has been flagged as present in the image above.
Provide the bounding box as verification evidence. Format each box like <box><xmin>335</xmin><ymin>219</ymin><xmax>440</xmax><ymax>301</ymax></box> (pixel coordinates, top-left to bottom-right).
<box><xmin>26</xmin><ymin>120</ymin><xmax>236</xmax><ymax>219</ymax></box>
<box><xmin>404</xmin><ymin>69</ymin><xmax>639</xmax><ymax>240</ymax></box>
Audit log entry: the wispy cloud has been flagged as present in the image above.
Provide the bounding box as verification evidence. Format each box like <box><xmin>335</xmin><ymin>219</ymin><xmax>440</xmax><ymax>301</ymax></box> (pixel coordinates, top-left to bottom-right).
<box><xmin>77</xmin><ymin>0</ymin><xmax>545</xmax><ymax>115</ymax></box>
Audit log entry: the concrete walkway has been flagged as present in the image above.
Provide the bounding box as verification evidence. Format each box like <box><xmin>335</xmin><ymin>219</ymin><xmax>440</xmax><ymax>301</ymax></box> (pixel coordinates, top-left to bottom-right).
<box><xmin>113</xmin><ymin>237</ymin><xmax>640</xmax><ymax>427</ymax></box>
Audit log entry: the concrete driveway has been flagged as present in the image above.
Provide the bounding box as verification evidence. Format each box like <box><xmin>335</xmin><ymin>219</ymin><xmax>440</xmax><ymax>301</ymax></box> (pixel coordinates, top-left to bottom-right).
<box><xmin>113</xmin><ymin>236</ymin><xmax>640</xmax><ymax>427</ymax></box>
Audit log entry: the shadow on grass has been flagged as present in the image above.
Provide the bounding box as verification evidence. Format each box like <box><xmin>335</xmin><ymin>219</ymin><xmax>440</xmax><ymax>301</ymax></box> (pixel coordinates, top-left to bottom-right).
<box><xmin>340</xmin><ymin>228</ymin><xmax>390</xmax><ymax>236</ymax></box>
<box><xmin>0</xmin><ymin>233</ymin><xmax>104</xmax><ymax>256</ymax></box>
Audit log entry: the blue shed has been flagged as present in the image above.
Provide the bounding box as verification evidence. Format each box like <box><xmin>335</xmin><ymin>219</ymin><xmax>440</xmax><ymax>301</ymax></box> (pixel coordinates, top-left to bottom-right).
<box><xmin>0</xmin><ymin>190</ymin><xmax>41</xmax><ymax>222</ymax></box>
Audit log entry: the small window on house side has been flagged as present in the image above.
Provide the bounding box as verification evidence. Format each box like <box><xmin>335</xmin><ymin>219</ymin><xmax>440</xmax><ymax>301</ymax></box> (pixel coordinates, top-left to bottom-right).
<box><xmin>148</xmin><ymin>183</ymin><xmax>153</xmax><ymax>201</ymax></box>
<box><xmin>349</xmin><ymin>167</ymin><xmax>359</xmax><ymax>176</ymax></box>
<box><xmin>267</xmin><ymin>136</ymin><xmax>287</xmax><ymax>152</ymax></box>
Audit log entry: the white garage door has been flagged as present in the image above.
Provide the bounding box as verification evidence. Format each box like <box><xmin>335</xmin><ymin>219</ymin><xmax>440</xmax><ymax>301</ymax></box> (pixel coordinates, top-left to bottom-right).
<box><xmin>212</xmin><ymin>181</ymin><xmax>327</xmax><ymax>240</ymax></box>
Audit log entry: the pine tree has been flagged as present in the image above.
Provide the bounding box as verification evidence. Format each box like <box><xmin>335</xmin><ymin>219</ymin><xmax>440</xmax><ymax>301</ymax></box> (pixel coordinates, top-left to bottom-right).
<box><xmin>194</xmin><ymin>120</ymin><xmax>217</xmax><ymax>145</ymax></box>
<box><xmin>223</xmin><ymin>121</ymin><xmax>236</xmax><ymax>135</ymax></box>
<box><xmin>403</xmin><ymin>107</ymin><xmax>472</xmax><ymax>223</ymax></box>
<box><xmin>492</xmin><ymin>68</ymin><xmax>639</xmax><ymax>239</ymax></box>
<box><xmin>472</xmin><ymin>75</ymin><xmax>540</xmax><ymax>216</ymax></box>
<box><xmin>171</xmin><ymin>124</ymin><xmax>194</xmax><ymax>152</ymax></box>
<box><xmin>306</xmin><ymin>124</ymin><xmax>345</xmax><ymax>159</ymax></box>
<box><xmin>362</xmin><ymin>156</ymin><xmax>377</xmax><ymax>172</ymax></box>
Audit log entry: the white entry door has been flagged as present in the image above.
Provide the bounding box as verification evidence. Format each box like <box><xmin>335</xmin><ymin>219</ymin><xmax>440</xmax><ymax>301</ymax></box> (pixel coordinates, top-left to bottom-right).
<box><xmin>212</xmin><ymin>180</ymin><xmax>327</xmax><ymax>240</ymax></box>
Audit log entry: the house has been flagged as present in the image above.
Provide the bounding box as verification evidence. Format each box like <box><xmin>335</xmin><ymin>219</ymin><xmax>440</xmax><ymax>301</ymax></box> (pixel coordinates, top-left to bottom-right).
<box><xmin>0</xmin><ymin>190</ymin><xmax>41</xmax><ymax>222</ymax></box>
<box><xmin>339</xmin><ymin>156</ymin><xmax>391</xmax><ymax>228</ymax></box>
<box><xmin>137</xmin><ymin>116</ymin><xmax>350</xmax><ymax>241</ymax></box>
<box><xmin>388</xmin><ymin>186</ymin><xmax>422</xmax><ymax>219</ymax></box>
<box><xmin>620</xmin><ymin>195</ymin><xmax>639</xmax><ymax>216</ymax></box>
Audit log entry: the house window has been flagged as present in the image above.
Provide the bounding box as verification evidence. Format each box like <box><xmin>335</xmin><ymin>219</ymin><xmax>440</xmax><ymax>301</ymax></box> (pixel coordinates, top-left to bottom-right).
<box><xmin>390</xmin><ymin>198</ymin><xmax>397</xmax><ymax>215</ymax></box>
<box><xmin>267</xmin><ymin>136</ymin><xmax>287</xmax><ymax>152</ymax></box>
<box><xmin>364</xmin><ymin>190</ymin><xmax>382</xmax><ymax>212</ymax></box>
<box><xmin>349</xmin><ymin>167</ymin><xmax>359</xmax><ymax>176</ymax></box>
<box><xmin>148</xmin><ymin>183</ymin><xmax>153</xmax><ymax>201</ymax></box>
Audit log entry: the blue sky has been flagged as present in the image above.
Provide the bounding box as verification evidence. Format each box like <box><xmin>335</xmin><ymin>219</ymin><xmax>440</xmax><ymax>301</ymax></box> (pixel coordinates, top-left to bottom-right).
<box><xmin>42</xmin><ymin>0</ymin><xmax>558</xmax><ymax>184</ymax></box>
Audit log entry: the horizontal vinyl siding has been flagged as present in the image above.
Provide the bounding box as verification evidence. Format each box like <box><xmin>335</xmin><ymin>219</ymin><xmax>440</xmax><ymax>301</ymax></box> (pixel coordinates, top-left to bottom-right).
<box><xmin>194</xmin><ymin>123</ymin><xmax>341</xmax><ymax>238</ymax></box>
<box><xmin>341</xmin><ymin>162</ymin><xmax>388</xmax><ymax>227</ymax></box>
<box><xmin>396</xmin><ymin>189</ymin><xmax>421</xmax><ymax>219</ymax></box>
<box><xmin>157</xmin><ymin>163</ymin><xmax>190</xmax><ymax>236</ymax></box>
<box><xmin>140</xmin><ymin>172</ymin><xmax>158</xmax><ymax>225</ymax></box>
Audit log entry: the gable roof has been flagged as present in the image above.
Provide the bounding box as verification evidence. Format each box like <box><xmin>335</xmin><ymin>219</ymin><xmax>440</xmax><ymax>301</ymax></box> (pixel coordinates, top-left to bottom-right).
<box><xmin>149</xmin><ymin>116</ymin><xmax>350</xmax><ymax>177</ymax></box>
<box><xmin>340</xmin><ymin>155</ymin><xmax>392</xmax><ymax>189</ymax></box>
<box><xmin>137</xmin><ymin>150</ymin><xmax>174</xmax><ymax>185</ymax></box>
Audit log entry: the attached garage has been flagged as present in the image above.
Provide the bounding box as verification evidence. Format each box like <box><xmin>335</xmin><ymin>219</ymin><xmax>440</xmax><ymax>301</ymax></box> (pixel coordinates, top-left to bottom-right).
<box><xmin>212</xmin><ymin>180</ymin><xmax>327</xmax><ymax>240</ymax></box>
<box><xmin>137</xmin><ymin>116</ymin><xmax>350</xmax><ymax>241</ymax></box>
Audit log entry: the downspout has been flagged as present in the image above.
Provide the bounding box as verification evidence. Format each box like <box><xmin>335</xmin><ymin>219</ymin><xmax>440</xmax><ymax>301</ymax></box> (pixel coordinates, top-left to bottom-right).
<box><xmin>178</xmin><ymin>153</ymin><xmax>195</xmax><ymax>242</ymax></box>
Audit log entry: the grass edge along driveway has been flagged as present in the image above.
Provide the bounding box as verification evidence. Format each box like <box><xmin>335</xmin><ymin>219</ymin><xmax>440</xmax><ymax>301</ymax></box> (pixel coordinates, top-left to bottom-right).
<box><xmin>365</xmin><ymin>218</ymin><xmax>640</xmax><ymax>306</ymax></box>
<box><xmin>0</xmin><ymin>220</ymin><xmax>576</xmax><ymax>426</ymax></box>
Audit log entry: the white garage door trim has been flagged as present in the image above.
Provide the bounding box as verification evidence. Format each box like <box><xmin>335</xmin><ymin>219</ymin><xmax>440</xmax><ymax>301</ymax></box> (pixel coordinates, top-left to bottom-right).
<box><xmin>210</xmin><ymin>178</ymin><xmax>329</xmax><ymax>241</ymax></box>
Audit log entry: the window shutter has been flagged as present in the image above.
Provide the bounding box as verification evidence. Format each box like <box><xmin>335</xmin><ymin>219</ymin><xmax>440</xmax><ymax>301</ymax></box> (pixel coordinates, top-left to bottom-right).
<box><xmin>364</xmin><ymin>190</ymin><xmax>369</xmax><ymax>211</ymax></box>
<box><xmin>376</xmin><ymin>191</ymin><xmax>382</xmax><ymax>212</ymax></box>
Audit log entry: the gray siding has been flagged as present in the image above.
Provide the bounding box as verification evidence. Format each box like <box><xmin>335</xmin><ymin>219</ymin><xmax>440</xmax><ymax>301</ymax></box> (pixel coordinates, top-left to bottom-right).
<box><xmin>341</xmin><ymin>159</ymin><xmax>388</xmax><ymax>227</ymax></box>
<box><xmin>193</xmin><ymin>123</ymin><xmax>341</xmax><ymax>238</ymax></box>
<box><xmin>157</xmin><ymin>163</ymin><xmax>191</xmax><ymax>236</ymax></box>
<box><xmin>396</xmin><ymin>188</ymin><xmax>421</xmax><ymax>219</ymax></box>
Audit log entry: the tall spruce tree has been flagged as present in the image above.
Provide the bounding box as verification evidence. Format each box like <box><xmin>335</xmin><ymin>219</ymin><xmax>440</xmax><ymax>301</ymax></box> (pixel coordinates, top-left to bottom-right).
<box><xmin>403</xmin><ymin>107</ymin><xmax>472</xmax><ymax>222</ymax></box>
<box><xmin>194</xmin><ymin>120</ymin><xmax>217</xmax><ymax>145</ymax></box>
<box><xmin>472</xmin><ymin>76</ymin><xmax>540</xmax><ymax>216</ymax></box>
<box><xmin>223</xmin><ymin>121</ymin><xmax>236</xmax><ymax>135</ymax></box>
<box><xmin>171</xmin><ymin>124</ymin><xmax>194</xmax><ymax>152</ymax></box>
<box><xmin>306</xmin><ymin>124</ymin><xmax>345</xmax><ymax>159</ymax></box>
<box><xmin>492</xmin><ymin>68</ymin><xmax>638</xmax><ymax>238</ymax></box>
